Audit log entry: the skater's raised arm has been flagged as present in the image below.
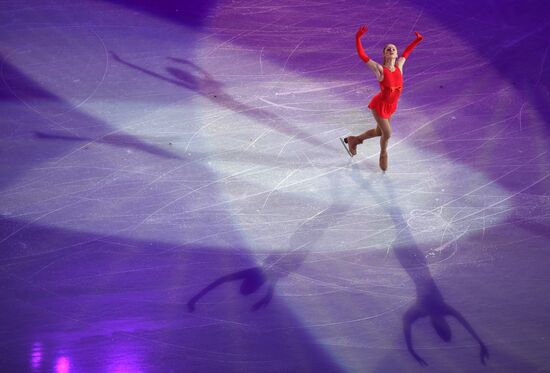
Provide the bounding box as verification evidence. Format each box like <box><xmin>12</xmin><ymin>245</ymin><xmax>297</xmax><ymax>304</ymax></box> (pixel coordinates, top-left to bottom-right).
<box><xmin>403</xmin><ymin>304</ymin><xmax>428</xmax><ymax>366</ymax></box>
<box><xmin>445</xmin><ymin>304</ymin><xmax>490</xmax><ymax>365</ymax></box>
<box><xmin>355</xmin><ymin>25</ymin><xmax>383</xmax><ymax>81</ymax></box>
<box><xmin>167</xmin><ymin>57</ymin><xmax>211</xmax><ymax>80</ymax></box>
<box><xmin>251</xmin><ymin>284</ymin><xmax>274</xmax><ymax>311</ymax></box>
<box><xmin>397</xmin><ymin>32</ymin><xmax>423</xmax><ymax>69</ymax></box>
<box><xmin>110</xmin><ymin>51</ymin><xmax>182</xmax><ymax>87</ymax></box>
<box><xmin>187</xmin><ymin>268</ymin><xmax>254</xmax><ymax>312</ymax></box>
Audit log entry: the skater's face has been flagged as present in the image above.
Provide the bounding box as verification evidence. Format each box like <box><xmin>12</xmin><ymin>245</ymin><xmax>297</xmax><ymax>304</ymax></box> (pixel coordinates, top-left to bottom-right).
<box><xmin>383</xmin><ymin>44</ymin><xmax>398</xmax><ymax>59</ymax></box>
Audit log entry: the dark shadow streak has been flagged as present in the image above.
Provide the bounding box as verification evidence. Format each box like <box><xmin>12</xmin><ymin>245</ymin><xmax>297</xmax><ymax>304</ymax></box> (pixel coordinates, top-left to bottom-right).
<box><xmin>187</xmin><ymin>172</ymin><xmax>351</xmax><ymax>313</ymax></box>
<box><xmin>0</xmin><ymin>54</ymin><xmax>183</xmax><ymax>189</ymax></box>
<box><xmin>33</xmin><ymin>131</ymin><xmax>181</xmax><ymax>160</ymax></box>
<box><xmin>110</xmin><ymin>52</ymin><xmax>332</xmax><ymax>149</ymax></box>
<box><xmin>0</xmin><ymin>215</ymin><xmax>345</xmax><ymax>372</ymax></box>
<box><xmin>186</xmin><ymin>214</ymin><xmax>322</xmax><ymax>312</ymax></box>
<box><xmin>102</xmin><ymin>0</ymin><xmax>218</xmax><ymax>28</ymax></box>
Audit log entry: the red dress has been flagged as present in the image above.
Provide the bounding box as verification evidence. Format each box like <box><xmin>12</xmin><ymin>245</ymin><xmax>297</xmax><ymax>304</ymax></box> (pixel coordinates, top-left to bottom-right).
<box><xmin>368</xmin><ymin>65</ymin><xmax>403</xmax><ymax>119</ymax></box>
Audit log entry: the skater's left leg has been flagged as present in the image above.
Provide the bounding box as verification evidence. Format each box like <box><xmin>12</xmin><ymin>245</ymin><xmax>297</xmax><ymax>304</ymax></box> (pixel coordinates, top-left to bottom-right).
<box><xmin>371</xmin><ymin>110</ymin><xmax>391</xmax><ymax>171</ymax></box>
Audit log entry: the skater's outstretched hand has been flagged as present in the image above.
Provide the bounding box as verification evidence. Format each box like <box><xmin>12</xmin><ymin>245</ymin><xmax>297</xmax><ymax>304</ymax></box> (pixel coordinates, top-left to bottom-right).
<box><xmin>356</xmin><ymin>25</ymin><xmax>368</xmax><ymax>38</ymax></box>
<box><xmin>414</xmin><ymin>31</ymin><xmax>423</xmax><ymax>41</ymax></box>
<box><xmin>413</xmin><ymin>352</ymin><xmax>428</xmax><ymax>366</ymax></box>
<box><xmin>480</xmin><ymin>344</ymin><xmax>489</xmax><ymax>365</ymax></box>
<box><xmin>251</xmin><ymin>286</ymin><xmax>273</xmax><ymax>311</ymax></box>
<box><xmin>109</xmin><ymin>51</ymin><xmax>125</xmax><ymax>63</ymax></box>
<box><xmin>251</xmin><ymin>297</ymin><xmax>269</xmax><ymax>311</ymax></box>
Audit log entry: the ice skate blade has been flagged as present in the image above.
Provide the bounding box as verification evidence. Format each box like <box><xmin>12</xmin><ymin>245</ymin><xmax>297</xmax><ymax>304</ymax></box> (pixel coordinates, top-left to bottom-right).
<box><xmin>340</xmin><ymin>138</ymin><xmax>353</xmax><ymax>157</ymax></box>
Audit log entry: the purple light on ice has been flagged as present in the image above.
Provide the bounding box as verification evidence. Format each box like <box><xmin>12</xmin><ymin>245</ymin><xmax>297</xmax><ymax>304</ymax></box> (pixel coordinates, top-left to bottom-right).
<box><xmin>108</xmin><ymin>367</ymin><xmax>144</xmax><ymax>373</ymax></box>
<box><xmin>31</xmin><ymin>342</ymin><xmax>42</xmax><ymax>369</ymax></box>
<box><xmin>55</xmin><ymin>356</ymin><xmax>71</xmax><ymax>373</ymax></box>
<box><xmin>106</xmin><ymin>341</ymin><xmax>144</xmax><ymax>373</ymax></box>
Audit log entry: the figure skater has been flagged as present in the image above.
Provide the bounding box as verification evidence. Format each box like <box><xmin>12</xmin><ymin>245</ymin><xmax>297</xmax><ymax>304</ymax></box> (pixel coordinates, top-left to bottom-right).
<box><xmin>341</xmin><ymin>26</ymin><xmax>423</xmax><ymax>171</ymax></box>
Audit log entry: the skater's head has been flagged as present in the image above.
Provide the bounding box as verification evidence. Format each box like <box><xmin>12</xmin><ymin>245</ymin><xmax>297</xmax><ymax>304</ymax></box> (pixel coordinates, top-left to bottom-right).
<box><xmin>430</xmin><ymin>315</ymin><xmax>452</xmax><ymax>342</ymax></box>
<box><xmin>239</xmin><ymin>268</ymin><xmax>266</xmax><ymax>295</ymax></box>
<box><xmin>383</xmin><ymin>44</ymin><xmax>398</xmax><ymax>64</ymax></box>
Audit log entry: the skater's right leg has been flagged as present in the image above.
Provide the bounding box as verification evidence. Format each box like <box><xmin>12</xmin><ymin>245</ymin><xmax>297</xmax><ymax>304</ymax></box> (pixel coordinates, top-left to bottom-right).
<box><xmin>344</xmin><ymin>110</ymin><xmax>384</xmax><ymax>156</ymax></box>
<box><xmin>357</xmin><ymin>127</ymin><xmax>382</xmax><ymax>141</ymax></box>
<box><xmin>345</xmin><ymin>126</ymin><xmax>382</xmax><ymax>156</ymax></box>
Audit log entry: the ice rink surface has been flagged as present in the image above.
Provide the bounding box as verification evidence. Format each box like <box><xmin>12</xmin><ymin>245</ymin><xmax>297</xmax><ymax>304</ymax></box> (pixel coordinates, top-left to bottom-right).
<box><xmin>1</xmin><ymin>0</ymin><xmax>550</xmax><ymax>371</ymax></box>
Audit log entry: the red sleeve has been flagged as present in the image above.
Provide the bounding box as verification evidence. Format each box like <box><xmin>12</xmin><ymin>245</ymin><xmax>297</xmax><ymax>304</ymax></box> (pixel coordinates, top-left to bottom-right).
<box><xmin>402</xmin><ymin>32</ymin><xmax>423</xmax><ymax>59</ymax></box>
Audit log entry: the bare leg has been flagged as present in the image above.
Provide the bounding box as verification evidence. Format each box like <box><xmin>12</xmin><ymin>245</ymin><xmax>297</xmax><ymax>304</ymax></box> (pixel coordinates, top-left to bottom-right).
<box><xmin>371</xmin><ymin>109</ymin><xmax>392</xmax><ymax>171</ymax></box>
<box><xmin>357</xmin><ymin>127</ymin><xmax>382</xmax><ymax>141</ymax></box>
<box><xmin>344</xmin><ymin>121</ymin><xmax>382</xmax><ymax>156</ymax></box>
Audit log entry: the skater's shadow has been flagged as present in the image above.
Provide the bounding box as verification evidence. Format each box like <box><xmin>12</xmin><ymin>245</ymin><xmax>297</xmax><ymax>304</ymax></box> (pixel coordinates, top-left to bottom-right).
<box><xmin>33</xmin><ymin>131</ymin><xmax>182</xmax><ymax>159</ymax></box>
<box><xmin>110</xmin><ymin>53</ymin><xmax>330</xmax><ymax>148</ymax></box>
<box><xmin>187</xmin><ymin>171</ymin><xmax>351</xmax><ymax>312</ymax></box>
<box><xmin>349</xmin><ymin>165</ymin><xmax>489</xmax><ymax>366</ymax></box>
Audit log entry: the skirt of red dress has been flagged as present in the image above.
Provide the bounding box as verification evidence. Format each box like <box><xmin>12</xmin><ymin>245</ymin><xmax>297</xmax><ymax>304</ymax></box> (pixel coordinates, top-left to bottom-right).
<box><xmin>368</xmin><ymin>93</ymin><xmax>398</xmax><ymax>119</ymax></box>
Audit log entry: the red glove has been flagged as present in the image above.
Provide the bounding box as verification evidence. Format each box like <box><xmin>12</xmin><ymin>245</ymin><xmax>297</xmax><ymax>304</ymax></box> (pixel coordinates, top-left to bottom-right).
<box><xmin>402</xmin><ymin>32</ymin><xmax>423</xmax><ymax>59</ymax></box>
<box><xmin>355</xmin><ymin>25</ymin><xmax>370</xmax><ymax>63</ymax></box>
